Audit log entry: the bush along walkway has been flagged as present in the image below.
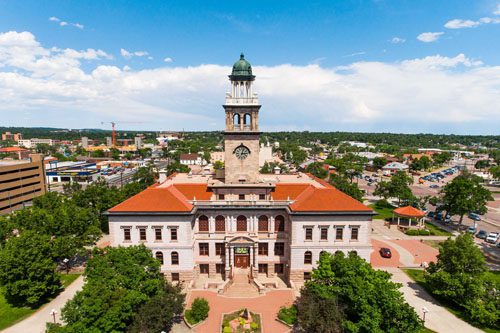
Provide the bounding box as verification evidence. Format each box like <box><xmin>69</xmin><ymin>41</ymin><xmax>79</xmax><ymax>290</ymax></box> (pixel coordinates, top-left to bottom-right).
<box><xmin>1</xmin><ymin>275</ymin><xmax>84</xmax><ymax>333</ymax></box>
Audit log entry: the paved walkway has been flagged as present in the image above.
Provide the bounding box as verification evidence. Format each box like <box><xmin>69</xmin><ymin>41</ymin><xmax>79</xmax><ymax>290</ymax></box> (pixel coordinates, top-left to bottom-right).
<box><xmin>187</xmin><ymin>289</ymin><xmax>294</xmax><ymax>333</ymax></box>
<box><xmin>1</xmin><ymin>276</ymin><xmax>85</xmax><ymax>333</ymax></box>
<box><xmin>386</xmin><ymin>267</ymin><xmax>482</xmax><ymax>333</ymax></box>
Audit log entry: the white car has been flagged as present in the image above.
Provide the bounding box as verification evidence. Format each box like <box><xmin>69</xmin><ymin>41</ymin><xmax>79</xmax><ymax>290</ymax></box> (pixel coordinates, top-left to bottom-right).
<box><xmin>486</xmin><ymin>232</ymin><xmax>499</xmax><ymax>244</ymax></box>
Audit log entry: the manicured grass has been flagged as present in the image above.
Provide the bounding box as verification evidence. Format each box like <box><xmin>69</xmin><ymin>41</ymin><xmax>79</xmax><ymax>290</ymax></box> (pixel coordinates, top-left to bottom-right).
<box><xmin>403</xmin><ymin>269</ymin><xmax>500</xmax><ymax>333</ymax></box>
<box><xmin>0</xmin><ymin>273</ymin><xmax>81</xmax><ymax>330</ymax></box>
<box><xmin>422</xmin><ymin>240</ymin><xmax>444</xmax><ymax>249</ymax></box>
<box><xmin>60</xmin><ymin>273</ymin><xmax>81</xmax><ymax>288</ymax></box>
<box><xmin>0</xmin><ymin>290</ymin><xmax>36</xmax><ymax>330</ymax></box>
<box><xmin>369</xmin><ymin>202</ymin><xmax>395</xmax><ymax>220</ymax></box>
<box><xmin>424</xmin><ymin>222</ymin><xmax>452</xmax><ymax>236</ymax></box>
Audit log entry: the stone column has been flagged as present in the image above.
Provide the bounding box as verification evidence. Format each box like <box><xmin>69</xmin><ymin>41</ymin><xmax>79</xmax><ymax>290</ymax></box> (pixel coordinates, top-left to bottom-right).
<box><xmin>270</xmin><ymin>216</ymin><xmax>275</xmax><ymax>235</ymax></box>
<box><xmin>249</xmin><ymin>246</ymin><xmax>254</xmax><ymax>269</ymax></box>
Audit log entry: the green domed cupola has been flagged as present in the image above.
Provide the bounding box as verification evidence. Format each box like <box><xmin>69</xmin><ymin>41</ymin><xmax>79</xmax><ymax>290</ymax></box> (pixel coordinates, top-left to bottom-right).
<box><xmin>229</xmin><ymin>53</ymin><xmax>255</xmax><ymax>81</ymax></box>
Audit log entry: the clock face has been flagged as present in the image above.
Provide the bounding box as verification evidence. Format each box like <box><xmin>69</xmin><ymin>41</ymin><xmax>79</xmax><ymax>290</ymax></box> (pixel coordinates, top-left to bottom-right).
<box><xmin>234</xmin><ymin>145</ymin><xmax>250</xmax><ymax>160</ymax></box>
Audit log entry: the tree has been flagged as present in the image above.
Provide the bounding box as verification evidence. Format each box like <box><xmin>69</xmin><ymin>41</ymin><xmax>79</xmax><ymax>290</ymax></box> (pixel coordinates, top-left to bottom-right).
<box><xmin>372</xmin><ymin>157</ymin><xmax>388</xmax><ymax>170</ymax></box>
<box><xmin>475</xmin><ymin>159</ymin><xmax>490</xmax><ymax>170</ymax></box>
<box><xmin>186</xmin><ymin>297</ymin><xmax>210</xmax><ymax>323</ymax></box>
<box><xmin>128</xmin><ymin>282</ymin><xmax>185</xmax><ymax>333</ymax></box>
<box><xmin>329</xmin><ymin>174</ymin><xmax>364</xmax><ymax>202</ymax></box>
<box><xmin>110</xmin><ymin>147</ymin><xmax>120</xmax><ymax>160</ymax></box>
<box><xmin>213</xmin><ymin>160</ymin><xmax>224</xmax><ymax>170</ymax></box>
<box><xmin>426</xmin><ymin>234</ymin><xmax>499</xmax><ymax>327</ymax></box>
<box><xmin>297</xmin><ymin>252</ymin><xmax>422</xmax><ymax>333</ymax></box>
<box><xmin>373</xmin><ymin>171</ymin><xmax>415</xmax><ymax>206</ymax></box>
<box><xmin>166</xmin><ymin>161</ymin><xmax>190</xmax><ymax>175</ymax></box>
<box><xmin>306</xmin><ymin>162</ymin><xmax>328</xmax><ymax>179</ymax></box>
<box><xmin>490</xmin><ymin>165</ymin><xmax>500</xmax><ymax>180</ymax></box>
<box><xmin>296</xmin><ymin>287</ymin><xmax>343</xmax><ymax>333</ymax></box>
<box><xmin>91</xmin><ymin>149</ymin><xmax>105</xmax><ymax>158</ymax></box>
<box><xmin>440</xmin><ymin>172</ymin><xmax>493</xmax><ymax>224</ymax></box>
<box><xmin>51</xmin><ymin>246</ymin><xmax>173</xmax><ymax>333</ymax></box>
<box><xmin>0</xmin><ymin>231</ymin><xmax>60</xmax><ymax>307</ymax></box>
<box><xmin>433</xmin><ymin>152</ymin><xmax>452</xmax><ymax>166</ymax></box>
<box><xmin>132</xmin><ymin>165</ymin><xmax>157</xmax><ymax>187</ymax></box>
<box><xmin>326</xmin><ymin>153</ymin><xmax>367</xmax><ymax>182</ymax></box>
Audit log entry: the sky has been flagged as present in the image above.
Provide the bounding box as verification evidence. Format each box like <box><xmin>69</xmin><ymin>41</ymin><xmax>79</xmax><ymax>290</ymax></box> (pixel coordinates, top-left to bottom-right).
<box><xmin>0</xmin><ymin>0</ymin><xmax>499</xmax><ymax>134</ymax></box>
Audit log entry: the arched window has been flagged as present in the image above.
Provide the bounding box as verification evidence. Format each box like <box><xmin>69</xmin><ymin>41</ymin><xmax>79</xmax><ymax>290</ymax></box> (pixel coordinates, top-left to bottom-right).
<box><xmin>319</xmin><ymin>251</ymin><xmax>327</xmax><ymax>258</ymax></box>
<box><xmin>215</xmin><ymin>215</ymin><xmax>225</xmax><ymax>232</ymax></box>
<box><xmin>243</xmin><ymin>113</ymin><xmax>251</xmax><ymax>126</ymax></box>
<box><xmin>198</xmin><ymin>215</ymin><xmax>209</xmax><ymax>232</ymax></box>
<box><xmin>349</xmin><ymin>251</ymin><xmax>358</xmax><ymax>257</ymax></box>
<box><xmin>258</xmin><ymin>215</ymin><xmax>269</xmax><ymax>232</ymax></box>
<box><xmin>304</xmin><ymin>251</ymin><xmax>312</xmax><ymax>264</ymax></box>
<box><xmin>335</xmin><ymin>250</ymin><xmax>343</xmax><ymax>256</ymax></box>
<box><xmin>237</xmin><ymin>215</ymin><xmax>247</xmax><ymax>232</ymax></box>
<box><xmin>155</xmin><ymin>251</ymin><xmax>164</xmax><ymax>265</ymax></box>
<box><xmin>275</xmin><ymin>215</ymin><xmax>285</xmax><ymax>232</ymax></box>
<box><xmin>233</xmin><ymin>113</ymin><xmax>240</xmax><ymax>126</ymax></box>
<box><xmin>171</xmin><ymin>252</ymin><xmax>179</xmax><ymax>265</ymax></box>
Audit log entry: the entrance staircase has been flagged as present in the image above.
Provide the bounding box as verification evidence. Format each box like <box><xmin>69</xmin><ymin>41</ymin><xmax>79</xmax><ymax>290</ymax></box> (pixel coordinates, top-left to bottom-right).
<box><xmin>224</xmin><ymin>268</ymin><xmax>260</xmax><ymax>297</ymax></box>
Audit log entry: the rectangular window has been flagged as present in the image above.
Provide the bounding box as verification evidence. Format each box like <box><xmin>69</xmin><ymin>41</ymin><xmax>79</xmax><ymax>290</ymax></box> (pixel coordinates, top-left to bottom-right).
<box><xmin>215</xmin><ymin>243</ymin><xmax>225</xmax><ymax>256</ymax></box>
<box><xmin>171</xmin><ymin>273</ymin><xmax>180</xmax><ymax>282</ymax></box>
<box><xmin>215</xmin><ymin>218</ymin><xmax>225</xmax><ymax>232</ymax></box>
<box><xmin>274</xmin><ymin>263</ymin><xmax>284</xmax><ymax>274</ymax></box>
<box><xmin>218</xmin><ymin>194</ymin><xmax>225</xmax><ymax>200</ymax></box>
<box><xmin>304</xmin><ymin>272</ymin><xmax>312</xmax><ymax>281</ymax></box>
<box><xmin>336</xmin><ymin>227</ymin><xmax>343</xmax><ymax>240</ymax></box>
<box><xmin>239</xmin><ymin>194</ymin><xmax>245</xmax><ymax>200</ymax></box>
<box><xmin>216</xmin><ymin>263</ymin><xmax>225</xmax><ymax>274</ymax></box>
<box><xmin>170</xmin><ymin>228</ymin><xmax>178</xmax><ymax>241</ymax></box>
<box><xmin>139</xmin><ymin>228</ymin><xmax>147</xmax><ymax>241</ymax></box>
<box><xmin>259</xmin><ymin>193</ymin><xmax>265</xmax><ymax>200</ymax></box>
<box><xmin>305</xmin><ymin>227</ymin><xmax>313</xmax><ymax>241</ymax></box>
<box><xmin>123</xmin><ymin>228</ymin><xmax>131</xmax><ymax>241</ymax></box>
<box><xmin>199</xmin><ymin>264</ymin><xmax>209</xmax><ymax>274</ymax></box>
<box><xmin>351</xmin><ymin>227</ymin><xmax>359</xmax><ymax>241</ymax></box>
<box><xmin>199</xmin><ymin>243</ymin><xmax>209</xmax><ymax>256</ymax></box>
<box><xmin>258</xmin><ymin>263</ymin><xmax>268</xmax><ymax>274</ymax></box>
<box><xmin>155</xmin><ymin>228</ymin><xmax>162</xmax><ymax>241</ymax></box>
<box><xmin>258</xmin><ymin>243</ymin><xmax>268</xmax><ymax>255</ymax></box>
<box><xmin>320</xmin><ymin>227</ymin><xmax>328</xmax><ymax>240</ymax></box>
<box><xmin>274</xmin><ymin>242</ymin><xmax>284</xmax><ymax>256</ymax></box>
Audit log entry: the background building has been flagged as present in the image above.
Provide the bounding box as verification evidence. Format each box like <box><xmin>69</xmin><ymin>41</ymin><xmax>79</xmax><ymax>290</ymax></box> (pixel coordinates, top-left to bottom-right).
<box><xmin>0</xmin><ymin>154</ymin><xmax>46</xmax><ymax>215</ymax></box>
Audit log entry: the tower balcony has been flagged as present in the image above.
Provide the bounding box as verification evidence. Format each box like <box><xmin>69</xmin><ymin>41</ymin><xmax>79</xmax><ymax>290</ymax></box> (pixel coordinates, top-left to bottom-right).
<box><xmin>225</xmin><ymin>95</ymin><xmax>259</xmax><ymax>105</ymax></box>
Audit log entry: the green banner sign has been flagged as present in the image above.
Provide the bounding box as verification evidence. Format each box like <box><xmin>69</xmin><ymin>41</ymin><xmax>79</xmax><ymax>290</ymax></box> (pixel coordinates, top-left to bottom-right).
<box><xmin>234</xmin><ymin>247</ymin><xmax>249</xmax><ymax>254</ymax></box>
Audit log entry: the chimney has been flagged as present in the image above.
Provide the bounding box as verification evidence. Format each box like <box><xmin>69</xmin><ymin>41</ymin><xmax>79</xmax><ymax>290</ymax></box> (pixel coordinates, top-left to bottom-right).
<box><xmin>274</xmin><ymin>166</ymin><xmax>281</xmax><ymax>175</ymax></box>
<box><xmin>158</xmin><ymin>169</ymin><xmax>167</xmax><ymax>183</ymax></box>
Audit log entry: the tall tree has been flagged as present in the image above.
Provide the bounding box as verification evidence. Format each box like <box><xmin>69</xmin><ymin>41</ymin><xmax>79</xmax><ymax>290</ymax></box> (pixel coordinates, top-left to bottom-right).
<box><xmin>329</xmin><ymin>174</ymin><xmax>365</xmax><ymax>202</ymax></box>
<box><xmin>372</xmin><ymin>157</ymin><xmax>388</xmax><ymax>170</ymax></box>
<box><xmin>0</xmin><ymin>231</ymin><xmax>60</xmax><ymax>307</ymax></box>
<box><xmin>440</xmin><ymin>172</ymin><xmax>493</xmax><ymax>224</ymax></box>
<box><xmin>373</xmin><ymin>171</ymin><xmax>415</xmax><ymax>206</ymax></box>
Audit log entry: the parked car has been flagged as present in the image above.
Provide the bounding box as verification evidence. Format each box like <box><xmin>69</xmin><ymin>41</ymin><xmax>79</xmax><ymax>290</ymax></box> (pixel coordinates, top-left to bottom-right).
<box><xmin>429</xmin><ymin>184</ymin><xmax>439</xmax><ymax>189</ymax></box>
<box><xmin>467</xmin><ymin>226</ymin><xmax>477</xmax><ymax>234</ymax></box>
<box><xmin>468</xmin><ymin>213</ymin><xmax>481</xmax><ymax>221</ymax></box>
<box><xmin>476</xmin><ymin>230</ymin><xmax>488</xmax><ymax>239</ymax></box>
<box><xmin>427</xmin><ymin>211</ymin><xmax>435</xmax><ymax>218</ymax></box>
<box><xmin>379</xmin><ymin>248</ymin><xmax>392</xmax><ymax>258</ymax></box>
<box><xmin>486</xmin><ymin>232</ymin><xmax>499</xmax><ymax>244</ymax></box>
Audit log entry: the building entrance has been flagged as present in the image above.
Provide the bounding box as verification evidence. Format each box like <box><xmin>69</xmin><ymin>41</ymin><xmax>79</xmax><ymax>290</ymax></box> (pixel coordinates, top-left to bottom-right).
<box><xmin>234</xmin><ymin>247</ymin><xmax>250</xmax><ymax>268</ymax></box>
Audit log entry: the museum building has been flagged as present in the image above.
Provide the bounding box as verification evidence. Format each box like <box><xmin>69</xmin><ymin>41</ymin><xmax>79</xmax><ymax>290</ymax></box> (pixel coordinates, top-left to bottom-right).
<box><xmin>108</xmin><ymin>54</ymin><xmax>374</xmax><ymax>287</ymax></box>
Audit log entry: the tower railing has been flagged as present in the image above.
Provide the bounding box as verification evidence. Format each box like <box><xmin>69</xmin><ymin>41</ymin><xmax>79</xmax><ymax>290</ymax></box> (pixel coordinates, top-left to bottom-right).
<box><xmin>224</xmin><ymin>97</ymin><xmax>259</xmax><ymax>105</ymax></box>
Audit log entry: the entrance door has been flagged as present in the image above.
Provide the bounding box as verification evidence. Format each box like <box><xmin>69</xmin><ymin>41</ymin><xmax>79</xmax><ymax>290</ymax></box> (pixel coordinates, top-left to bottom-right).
<box><xmin>234</xmin><ymin>254</ymin><xmax>249</xmax><ymax>268</ymax></box>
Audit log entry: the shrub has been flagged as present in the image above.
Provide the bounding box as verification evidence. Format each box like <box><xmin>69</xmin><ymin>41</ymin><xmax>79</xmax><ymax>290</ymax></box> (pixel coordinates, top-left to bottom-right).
<box><xmin>278</xmin><ymin>305</ymin><xmax>297</xmax><ymax>325</ymax></box>
<box><xmin>250</xmin><ymin>322</ymin><xmax>259</xmax><ymax>330</ymax></box>
<box><xmin>223</xmin><ymin>326</ymin><xmax>232</xmax><ymax>333</ymax></box>
<box><xmin>419</xmin><ymin>229</ymin><xmax>430</xmax><ymax>236</ymax></box>
<box><xmin>405</xmin><ymin>229</ymin><xmax>419</xmax><ymax>236</ymax></box>
<box><xmin>188</xmin><ymin>297</ymin><xmax>209</xmax><ymax>323</ymax></box>
<box><xmin>405</xmin><ymin>229</ymin><xmax>430</xmax><ymax>236</ymax></box>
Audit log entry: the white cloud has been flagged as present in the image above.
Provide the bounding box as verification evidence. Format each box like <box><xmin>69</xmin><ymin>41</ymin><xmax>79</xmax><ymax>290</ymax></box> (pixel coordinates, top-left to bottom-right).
<box><xmin>444</xmin><ymin>19</ymin><xmax>480</xmax><ymax>29</ymax></box>
<box><xmin>163</xmin><ymin>57</ymin><xmax>173</xmax><ymax>63</ymax></box>
<box><xmin>494</xmin><ymin>4</ymin><xmax>500</xmax><ymax>15</ymax></box>
<box><xmin>344</xmin><ymin>51</ymin><xmax>366</xmax><ymax>57</ymax></box>
<box><xmin>417</xmin><ymin>32</ymin><xmax>444</xmax><ymax>42</ymax></box>
<box><xmin>390</xmin><ymin>37</ymin><xmax>406</xmax><ymax>44</ymax></box>
<box><xmin>49</xmin><ymin>16</ymin><xmax>84</xmax><ymax>30</ymax></box>
<box><xmin>0</xmin><ymin>30</ymin><xmax>499</xmax><ymax>134</ymax></box>
<box><xmin>120</xmin><ymin>48</ymin><xmax>150</xmax><ymax>59</ymax></box>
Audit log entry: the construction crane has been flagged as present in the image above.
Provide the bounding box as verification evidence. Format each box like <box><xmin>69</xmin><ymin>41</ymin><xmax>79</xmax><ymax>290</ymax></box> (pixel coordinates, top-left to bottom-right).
<box><xmin>101</xmin><ymin>121</ymin><xmax>143</xmax><ymax>147</ymax></box>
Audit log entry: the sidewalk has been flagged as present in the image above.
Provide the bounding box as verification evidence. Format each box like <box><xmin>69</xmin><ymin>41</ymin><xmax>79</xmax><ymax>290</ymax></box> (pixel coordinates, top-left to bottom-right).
<box><xmin>386</xmin><ymin>267</ymin><xmax>482</xmax><ymax>333</ymax></box>
<box><xmin>1</xmin><ymin>276</ymin><xmax>85</xmax><ymax>333</ymax></box>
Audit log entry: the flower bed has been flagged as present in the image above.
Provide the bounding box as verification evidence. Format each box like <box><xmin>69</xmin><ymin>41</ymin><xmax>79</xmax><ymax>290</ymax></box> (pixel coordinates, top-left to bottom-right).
<box><xmin>221</xmin><ymin>308</ymin><xmax>262</xmax><ymax>333</ymax></box>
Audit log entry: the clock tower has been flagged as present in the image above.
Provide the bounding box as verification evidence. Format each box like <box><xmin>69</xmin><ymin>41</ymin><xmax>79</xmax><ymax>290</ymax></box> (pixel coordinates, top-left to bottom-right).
<box><xmin>223</xmin><ymin>54</ymin><xmax>261</xmax><ymax>184</ymax></box>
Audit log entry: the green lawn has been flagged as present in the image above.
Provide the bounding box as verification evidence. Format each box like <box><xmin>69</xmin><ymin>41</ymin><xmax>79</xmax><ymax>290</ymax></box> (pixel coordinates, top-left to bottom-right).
<box><xmin>0</xmin><ymin>273</ymin><xmax>81</xmax><ymax>330</ymax></box>
<box><xmin>424</xmin><ymin>222</ymin><xmax>452</xmax><ymax>236</ymax></box>
<box><xmin>422</xmin><ymin>240</ymin><xmax>444</xmax><ymax>249</ymax></box>
<box><xmin>403</xmin><ymin>269</ymin><xmax>500</xmax><ymax>333</ymax></box>
<box><xmin>369</xmin><ymin>202</ymin><xmax>394</xmax><ymax>220</ymax></box>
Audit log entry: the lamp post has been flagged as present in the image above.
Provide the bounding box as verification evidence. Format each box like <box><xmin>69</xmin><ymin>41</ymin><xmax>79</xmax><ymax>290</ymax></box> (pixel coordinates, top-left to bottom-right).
<box><xmin>422</xmin><ymin>306</ymin><xmax>429</xmax><ymax>323</ymax></box>
<box><xmin>50</xmin><ymin>309</ymin><xmax>57</xmax><ymax>324</ymax></box>
<box><xmin>63</xmin><ymin>258</ymin><xmax>69</xmax><ymax>274</ymax></box>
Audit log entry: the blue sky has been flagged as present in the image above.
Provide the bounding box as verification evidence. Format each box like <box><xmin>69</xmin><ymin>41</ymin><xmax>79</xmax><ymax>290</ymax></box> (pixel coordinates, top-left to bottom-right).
<box><xmin>0</xmin><ymin>0</ymin><xmax>499</xmax><ymax>134</ymax></box>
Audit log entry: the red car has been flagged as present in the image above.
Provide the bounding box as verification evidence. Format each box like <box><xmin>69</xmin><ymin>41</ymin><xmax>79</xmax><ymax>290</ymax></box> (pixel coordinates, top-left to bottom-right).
<box><xmin>379</xmin><ymin>247</ymin><xmax>392</xmax><ymax>258</ymax></box>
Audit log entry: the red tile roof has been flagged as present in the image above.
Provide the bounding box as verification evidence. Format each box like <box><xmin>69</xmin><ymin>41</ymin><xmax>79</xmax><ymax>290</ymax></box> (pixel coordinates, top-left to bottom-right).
<box><xmin>0</xmin><ymin>147</ymin><xmax>28</xmax><ymax>152</ymax></box>
<box><xmin>271</xmin><ymin>183</ymin><xmax>312</xmax><ymax>200</ymax></box>
<box><xmin>393</xmin><ymin>206</ymin><xmax>425</xmax><ymax>218</ymax></box>
<box><xmin>173</xmin><ymin>184</ymin><xmax>212</xmax><ymax>200</ymax></box>
<box><xmin>290</xmin><ymin>186</ymin><xmax>372</xmax><ymax>212</ymax></box>
<box><xmin>109</xmin><ymin>185</ymin><xmax>193</xmax><ymax>212</ymax></box>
